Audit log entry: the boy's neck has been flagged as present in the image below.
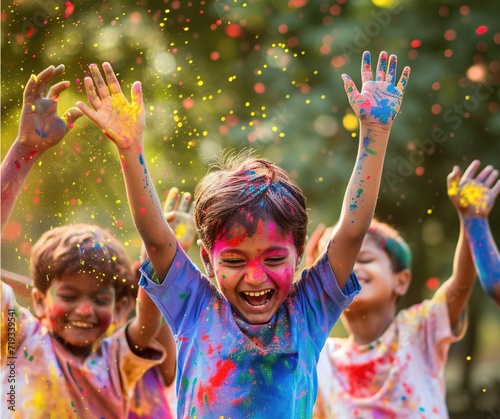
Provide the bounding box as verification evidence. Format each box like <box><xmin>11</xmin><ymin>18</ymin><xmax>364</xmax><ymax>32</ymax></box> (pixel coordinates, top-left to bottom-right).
<box><xmin>51</xmin><ymin>331</ymin><xmax>93</xmax><ymax>359</ymax></box>
<box><xmin>343</xmin><ymin>303</ymin><xmax>397</xmax><ymax>346</ymax></box>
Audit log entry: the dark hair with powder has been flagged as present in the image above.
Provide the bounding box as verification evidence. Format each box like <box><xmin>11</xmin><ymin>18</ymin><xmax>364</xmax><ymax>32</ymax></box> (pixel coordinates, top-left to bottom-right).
<box><xmin>194</xmin><ymin>150</ymin><xmax>308</xmax><ymax>257</ymax></box>
<box><xmin>367</xmin><ymin>219</ymin><xmax>412</xmax><ymax>273</ymax></box>
<box><xmin>30</xmin><ymin>223</ymin><xmax>134</xmax><ymax>297</ymax></box>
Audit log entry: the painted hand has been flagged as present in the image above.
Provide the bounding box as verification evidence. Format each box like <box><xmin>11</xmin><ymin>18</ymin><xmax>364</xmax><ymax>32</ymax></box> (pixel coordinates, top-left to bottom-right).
<box><xmin>342</xmin><ymin>51</ymin><xmax>410</xmax><ymax>128</ymax></box>
<box><xmin>163</xmin><ymin>187</ymin><xmax>196</xmax><ymax>252</ymax></box>
<box><xmin>18</xmin><ymin>64</ymin><xmax>82</xmax><ymax>150</ymax></box>
<box><xmin>447</xmin><ymin>160</ymin><xmax>500</xmax><ymax>218</ymax></box>
<box><xmin>77</xmin><ymin>62</ymin><xmax>145</xmax><ymax>150</ymax></box>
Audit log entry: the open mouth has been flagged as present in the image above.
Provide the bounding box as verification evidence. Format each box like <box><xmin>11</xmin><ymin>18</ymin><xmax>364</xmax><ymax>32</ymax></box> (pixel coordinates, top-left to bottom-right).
<box><xmin>69</xmin><ymin>320</ymin><xmax>95</xmax><ymax>329</ymax></box>
<box><xmin>241</xmin><ymin>289</ymin><xmax>274</xmax><ymax>307</ymax></box>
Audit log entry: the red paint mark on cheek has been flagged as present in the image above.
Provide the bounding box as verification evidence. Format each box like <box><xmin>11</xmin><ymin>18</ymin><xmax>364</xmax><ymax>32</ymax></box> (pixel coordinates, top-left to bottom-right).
<box><xmin>99</xmin><ymin>312</ymin><xmax>113</xmax><ymax>333</ymax></box>
<box><xmin>50</xmin><ymin>303</ymin><xmax>65</xmax><ymax>318</ymax></box>
<box><xmin>48</xmin><ymin>303</ymin><xmax>66</xmax><ymax>328</ymax></box>
<box><xmin>273</xmin><ymin>267</ymin><xmax>294</xmax><ymax>288</ymax></box>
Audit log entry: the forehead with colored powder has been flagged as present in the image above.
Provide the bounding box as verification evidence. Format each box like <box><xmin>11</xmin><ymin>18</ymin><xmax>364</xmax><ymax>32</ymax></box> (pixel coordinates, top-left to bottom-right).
<box><xmin>214</xmin><ymin>219</ymin><xmax>293</xmax><ymax>250</ymax></box>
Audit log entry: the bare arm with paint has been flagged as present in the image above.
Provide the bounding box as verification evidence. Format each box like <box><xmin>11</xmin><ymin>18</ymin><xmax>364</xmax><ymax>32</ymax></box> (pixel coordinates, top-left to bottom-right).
<box><xmin>76</xmin><ymin>63</ymin><xmax>177</xmax><ymax>283</ymax></box>
<box><xmin>447</xmin><ymin>160</ymin><xmax>500</xmax><ymax>310</ymax></box>
<box><xmin>326</xmin><ymin>51</ymin><xmax>410</xmax><ymax>288</ymax></box>
<box><xmin>1</xmin><ymin>65</ymin><xmax>82</xmax><ymax>234</ymax></box>
<box><xmin>76</xmin><ymin>63</ymin><xmax>174</xmax><ymax>350</ymax></box>
<box><xmin>126</xmin><ymin>287</ymin><xmax>164</xmax><ymax>355</ymax></box>
<box><xmin>138</xmin><ymin>187</ymin><xmax>195</xmax><ymax>384</ymax></box>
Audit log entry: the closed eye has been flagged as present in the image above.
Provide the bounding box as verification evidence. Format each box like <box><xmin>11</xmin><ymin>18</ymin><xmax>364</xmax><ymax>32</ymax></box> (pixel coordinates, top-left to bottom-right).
<box><xmin>357</xmin><ymin>258</ymin><xmax>375</xmax><ymax>264</ymax></box>
<box><xmin>221</xmin><ymin>258</ymin><xmax>245</xmax><ymax>266</ymax></box>
<box><xmin>57</xmin><ymin>294</ymin><xmax>77</xmax><ymax>302</ymax></box>
<box><xmin>265</xmin><ymin>256</ymin><xmax>287</xmax><ymax>264</ymax></box>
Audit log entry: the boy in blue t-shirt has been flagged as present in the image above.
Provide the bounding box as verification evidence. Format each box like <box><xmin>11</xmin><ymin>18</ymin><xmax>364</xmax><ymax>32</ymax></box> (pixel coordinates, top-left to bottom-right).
<box><xmin>77</xmin><ymin>50</ymin><xmax>410</xmax><ymax>418</ymax></box>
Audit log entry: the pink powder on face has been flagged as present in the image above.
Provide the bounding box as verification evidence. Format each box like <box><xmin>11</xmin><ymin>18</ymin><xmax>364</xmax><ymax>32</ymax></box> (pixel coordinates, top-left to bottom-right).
<box><xmin>247</xmin><ymin>258</ymin><xmax>266</xmax><ymax>282</ymax></box>
<box><xmin>265</xmin><ymin>221</ymin><xmax>294</xmax><ymax>244</ymax></box>
<box><xmin>48</xmin><ymin>303</ymin><xmax>66</xmax><ymax>329</ymax></box>
<box><xmin>219</xmin><ymin>225</ymin><xmax>248</xmax><ymax>248</ymax></box>
<box><xmin>214</xmin><ymin>225</ymin><xmax>239</xmax><ymax>248</ymax></box>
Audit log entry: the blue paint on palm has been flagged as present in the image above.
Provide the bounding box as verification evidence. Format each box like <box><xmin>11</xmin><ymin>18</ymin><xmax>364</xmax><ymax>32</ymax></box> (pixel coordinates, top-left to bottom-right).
<box><xmin>370</xmin><ymin>97</ymin><xmax>394</xmax><ymax>125</ymax></box>
<box><xmin>387</xmin><ymin>84</ymin><xmax>399</xmax><ymax>95</ymax></box>
<box><xmin>35</xmin><ymin>128</ymin><xmax>48</xmax><ymax>138</ymax></box>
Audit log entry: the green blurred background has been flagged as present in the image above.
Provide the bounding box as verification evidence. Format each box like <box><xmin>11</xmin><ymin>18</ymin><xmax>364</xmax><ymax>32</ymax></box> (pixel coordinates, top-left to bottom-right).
<box><xmin>1</xmin><ymin>0</ymin><xmax>499</xmax><ymax>416</ymax></box>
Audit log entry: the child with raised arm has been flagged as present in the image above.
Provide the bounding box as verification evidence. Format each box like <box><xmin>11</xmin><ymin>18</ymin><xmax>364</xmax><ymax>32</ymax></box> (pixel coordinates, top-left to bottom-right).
<box><xmin>0</xmin><ymin>188</ymin><xmax>194</xmax><ymax>418</ymax></box>
<box><xmin>77</xmin><ymin>50</ymin><xmax>410</xmax><ymax>417</ymax></box>
<box><xmin>1</xmin><ymin>65</ymin><xmax>165</xmax><ymax>418</ymax></box>
<box><xmin>449</xmin><ymin>160</ymin><xmax>500</xmax><ymax>308</ymax></box>
<box><xmin>125</xmin><ymin>186</ymin><xmax>196</xmax><ymax>419</ymax></box>
<box><xmin>310</xmin><ymin>164</ymin><xmax>482</xmax><ymax>418</ymax></box>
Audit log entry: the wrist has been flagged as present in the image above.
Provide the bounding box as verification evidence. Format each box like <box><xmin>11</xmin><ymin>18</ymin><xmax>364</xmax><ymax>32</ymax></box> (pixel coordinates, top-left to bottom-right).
<box><xmin>359</xmin><ymin>122</ymin><xmax>393</xmax><ymax>135</ymax></box>
<box><xmin>11</xmin><ymin>137</ymin><xmax>45</xmax><ymax>163</ymax></box>
<box><xmin>116</xmin><ymin>140</ymin><xmax>144</xmax><ymax>157</ymax></box>
<box><xmin>112</xmin><ymin>134</ymin><xmax>144</xmax><ymax>152</ymax></box>
<box><xmin>460</xmin><ymin>215</ymin><xmax>488</xmax><ymax>229</ymax></box>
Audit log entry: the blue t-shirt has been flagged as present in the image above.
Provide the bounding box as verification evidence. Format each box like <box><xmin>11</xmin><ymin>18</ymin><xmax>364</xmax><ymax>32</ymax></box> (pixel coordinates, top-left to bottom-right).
<box><xmin>140</xmin><ymin>246</ymin><xmax>360</xmax><ymax>419</ymax></box>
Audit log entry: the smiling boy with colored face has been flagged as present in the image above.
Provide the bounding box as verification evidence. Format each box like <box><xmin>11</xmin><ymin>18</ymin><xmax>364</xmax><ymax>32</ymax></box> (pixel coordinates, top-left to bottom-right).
<box><xmin>211</xmin><ymin>220</ymin><xmax>298</xmax><ymax>325</ymax></box>
<box><xmin>0</xmin><ymin>65</ymin><xmax>165</xmax><ymax>418</ymax></box>
<box><xmin>77</xmin><ymin>50</ymin><xmax>410</xmax><ymax>418</ymax></box>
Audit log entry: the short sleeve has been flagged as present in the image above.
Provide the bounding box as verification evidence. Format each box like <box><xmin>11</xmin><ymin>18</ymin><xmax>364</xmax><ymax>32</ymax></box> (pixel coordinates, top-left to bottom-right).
<box><xmin>105</xmin><ymin>324</ymin><xmax>166</xmax><ymax>396</ymax></box>
<box><xmin>138</xmin><ymin>247</ymin><xmax>216</xmax><ymax>336</ymax></box>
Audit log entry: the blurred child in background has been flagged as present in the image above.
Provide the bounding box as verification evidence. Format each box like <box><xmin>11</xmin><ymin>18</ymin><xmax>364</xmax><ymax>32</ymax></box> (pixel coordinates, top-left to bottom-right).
<box><xmin>309</xmin><ymin>161</ymin><xmax>489</xmax><ymax>418</ymax></box>
<box><xmin>1</xmin><ymin>65</ymin><xmax>165</xmax><ymax>418</ymax></box>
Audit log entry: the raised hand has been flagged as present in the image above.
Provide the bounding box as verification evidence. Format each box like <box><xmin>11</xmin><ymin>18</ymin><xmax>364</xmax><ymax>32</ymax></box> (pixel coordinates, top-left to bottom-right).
<box><xmin>342</xmin><ymin>51</ymin><xmax>410</xmax><ymax>128</ymax></box>
<box><xmin>76</xmin><ymin>62</ymin><xmax>145</xmax><ymax>150</ymax></box>
<box><xmin>447</xmin><ymin>160</ymin><xmax>500</xmax><ymax>218</ymax></box>
<box><xmin>163</xmin><ymin>187</ymin><xmax>196</xmax><ymax>252</ymax></box>
<box><xmin>2</xmin><ymin>65</ymin><xmax>82</xmax><ymax>234</ymax></box>
<box><xmin>138</xmin><ymin>187</ymin><xmax>196</xmax><ymax>260</ymax></box>
<box><xmin>18</xmin><ymin>64</ymin><xmax>82</xmax><ymax>151</ymax></box>
<box><xmin>448</xmin><ymin>160</ymin><xmax>500</xmax><ymax>307</ymax></box>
